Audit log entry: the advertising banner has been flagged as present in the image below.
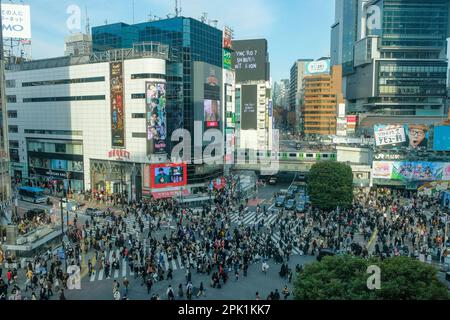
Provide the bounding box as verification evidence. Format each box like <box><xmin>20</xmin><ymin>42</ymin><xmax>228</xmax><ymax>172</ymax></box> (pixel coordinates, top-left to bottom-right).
<box><xmin>1</xmin><ymin>4</ymin><xmax>31</xmax><ymax>39</ymax></box>
<box><xmin>223</xmin><ymin>27</ymin><xmax>233</xmax><ymax>50</ymax></box>
<box><xmin>373</xmin><ymin>161</ymin><xmax>450</xmax><ymax>182</ymax></box>
<box><xmin>374</xmin><ymin>125</ymin><xmax>406</xmax><ymax>146</ymax></box>
<box><xmin>241</xmin><ymin>85</ymin><xmax>258</xmax><ymax>130</ymax></box>
<box><xmin>110</xmin><ymin>62</ymin><xmax>125</xmax><ymax>148</ymax></box>
<box><xmin>204</xmin><ymin>100</ymin><xmax>221</xmax><ymax>128</ymax></box>
<box><xmin>232</xmin><ymin>39</ymin><xmax>269</xmax><ymax>82</ymax></box>
<box><xmin>305</xmin><ymin>60</ymin><xmax>330</xmax><ymax>75</ymax></box>
<box><xmin>373</xmin><ymin>124</ymin><xmax>429</xmax><ymax>149</ymax></box>
<box><xmin>373</xmin><ymin>162</ymin><xmax>393</xmax><ymax>179</ymax></box>
<box><xmin>433</xmin><ymin>125</ymin><xmax>450</xmax><ymax>151</ymax></box>
<box><xmin>223</xmin><ymin>49</ymin><xmax>232</xmax><ymax>70</ymax></box>
<box><xmin>146</xmin><ymin>82</ymin><xmax>167</xmax><ymax>154</ymax></box>
<box><xmin>150</xmin><ymin>163</ymin><xmax>187</xmax><ymax>189</ymax></box>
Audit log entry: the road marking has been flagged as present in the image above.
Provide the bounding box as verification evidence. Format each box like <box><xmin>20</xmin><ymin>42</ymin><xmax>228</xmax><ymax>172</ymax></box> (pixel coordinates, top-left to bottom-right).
<box><xmin>171</xmin><ymin>256</ymin><xmax>177</xmax><ymax>271</ymax></box>
<box><xmin>98</xmin><ymin>268</ymin><xmax>104</xmax><ymax>281</ymax></box>
<box><xmin>90</xmin><ymin>271</ymin><xmax>96</xmax><ymax>282</ymax></box>
<box><xmin>162</xmin><ymin>252</ymin><xmax>169</xmax><ymax>271</ymax></box>
<box><xmin>177</xmin><ymin>256</ymin><xmax>184</xmax><ymax>269</ymax></box>
<box><xmin>122</xmin><ymin>259</ymin><xmax>127</xmax><ymax>277</ymax></box>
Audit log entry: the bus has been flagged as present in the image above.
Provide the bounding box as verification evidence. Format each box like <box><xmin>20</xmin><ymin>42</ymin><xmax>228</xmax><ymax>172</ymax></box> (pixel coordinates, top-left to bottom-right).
<box><xmin>18</xmin><ymin>186</ymin><xmax>47</xmax><ymax>204</ymax></box>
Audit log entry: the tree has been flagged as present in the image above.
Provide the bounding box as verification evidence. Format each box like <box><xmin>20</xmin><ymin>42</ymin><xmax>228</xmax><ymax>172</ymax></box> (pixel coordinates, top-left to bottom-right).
<box><xmin>307</xmin><ymin>161</ymin><xmax>354</xmax><ymax>211</ymax></box>
<box><xmin>293</xmin><ymin>255</ymin><xmax>449</xmax><ymax>300</ymax></box>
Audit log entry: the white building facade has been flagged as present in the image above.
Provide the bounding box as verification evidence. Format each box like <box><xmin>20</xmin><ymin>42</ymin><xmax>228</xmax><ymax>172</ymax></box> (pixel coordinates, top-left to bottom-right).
<box><xmin>6</xmin><ymin>46</ymin><xmax>169</xmax><ymax>200</ymax></box>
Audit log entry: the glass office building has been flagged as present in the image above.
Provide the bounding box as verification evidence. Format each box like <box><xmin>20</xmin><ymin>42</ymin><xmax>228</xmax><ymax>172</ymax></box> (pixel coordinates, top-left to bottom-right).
<box><xmin>93</xmin><ymin>17</ymin><xmax>223</xmax><ymax>185</ymax></box>
<box><xmin>342</xmin><ymin>0</ymin><xmax>450</xmax><ymax>117</ymax></box>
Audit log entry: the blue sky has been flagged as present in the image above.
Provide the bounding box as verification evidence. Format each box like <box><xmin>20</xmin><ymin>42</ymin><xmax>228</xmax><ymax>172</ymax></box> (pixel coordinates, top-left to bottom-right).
<box><xmin>25</xmin><ymin>0</ymin><xmax>334</xmax><ymax>81</ymax></box>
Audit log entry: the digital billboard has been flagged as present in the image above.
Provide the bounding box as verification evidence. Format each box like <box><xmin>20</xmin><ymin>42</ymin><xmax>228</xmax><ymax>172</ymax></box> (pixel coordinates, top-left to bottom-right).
<box><xmin>110</xmin><ymin>62</ymin><xmax>125</xmax><ymax>148</ymax></box>
<box><xmin>241</xmin><ymin>85</ymin><xmax>258</xmax><ymax>130</ymax></box>
<box><xmin>305</xmin><ymin>60</ymin><xmax>331</xmax><ymax>75</ymax></box>
<box><xmin>232</xmin><ymin>39</ymin><xmax>269</xmax><ymax>82</ymax></box>
<box><xmin>204</xmin><ymin>100</ymin><xmax>221</xmax><ymax>128</ymax></box>
<box><xmin>150</xmin><ymin>163</ymin><xmax>187</xmax><ymax>189</ymax></box>
<box><xmin>373</xmin><ymin>161</ymin><xmax>450</xmax><ymax>182</ymax></box>
<box><xmin>146</xmin><ymin>82</ymin><xmax>167</xmax><ymax>155</ymax></box>
<box><xmin>433</xmin><ymin>125</ymin><xmax>450</xmax><ymax>151</ymax></box>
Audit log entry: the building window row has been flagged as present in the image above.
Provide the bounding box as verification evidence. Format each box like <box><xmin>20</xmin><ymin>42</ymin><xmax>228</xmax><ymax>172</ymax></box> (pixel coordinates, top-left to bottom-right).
<box><xmin>132</xmin><ymin>132</ymin><xmax>147</xmax><ymax>138</ymax></box>
<box><xmin>131</xmin><ymin>93</ymin><xmax>146</xmax><ymax>99</ymax></box>
<box><xmin>28</xmin><ymin>141</ymin><xmax>83</xmax><ymax>155</ymax></box>
<box><xmin>24</xmin><ymin>129</ymin><xmax>83</xmax><ymax>136</ymax></box>
<box><xmin>22</xmin><ymin>76</ymin><xmax>105</xmax><ymax>87</ymax></box>
<box><xmin>23</xmin><ymin>95</ymin><xmax>106</xmax><ymax>103</ymax></box>
<box><xmin>131</xmin><ymin>73</ymin><xmax>166</xmax><ymax>80</ymax></box>
<box><xmin>7</xmin><ymin>110</ymin><xmax>18</xmax><ymax>118</ymax></box>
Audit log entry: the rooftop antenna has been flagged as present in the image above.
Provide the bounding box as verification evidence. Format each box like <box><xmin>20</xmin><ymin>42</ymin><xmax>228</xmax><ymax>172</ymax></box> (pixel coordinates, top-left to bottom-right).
<box><xmin>104</xmin><ymin>19</ymin><xmax>108</xmax><ymax>25</ymax></box>
<box><xmin>175</xmin><ymin>0</ymin><xmax>182</xmax><ymax>17</ymax></box>
<box><xmin>85</xmin><ymin>6</ymin><xmax>90</xmax><ymax>35</ymax></box>
<box><xmin>201</xmin><ymin>12</ymin><xmax>208</xmax><ymax>23</ymax></box>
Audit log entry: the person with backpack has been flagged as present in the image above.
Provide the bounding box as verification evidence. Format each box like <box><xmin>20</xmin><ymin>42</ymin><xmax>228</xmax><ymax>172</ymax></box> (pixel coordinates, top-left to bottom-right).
<box><xmin>167</xmin><ymin>285</ymin><xmax>175</xmax><ymax>300</ymax></box>
<box><xmin>178</xmin><ymin>283</ymin><xmax>184</xmax><ymax>298</ymax></box>
<box><xmin>146</xmin><ymin>278</ymin><xmax>153</xmax><ymax>295</ymax></box>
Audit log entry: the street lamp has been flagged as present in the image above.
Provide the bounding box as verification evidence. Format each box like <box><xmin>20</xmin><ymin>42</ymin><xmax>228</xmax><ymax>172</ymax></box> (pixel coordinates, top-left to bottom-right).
<box><xmin>60</xmin><ymin>197</ymin><xmax>68</xmax><ymax>271</ymax></box>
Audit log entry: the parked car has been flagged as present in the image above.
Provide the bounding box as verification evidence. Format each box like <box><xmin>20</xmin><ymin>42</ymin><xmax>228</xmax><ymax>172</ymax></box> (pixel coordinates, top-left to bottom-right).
<box><xmin>290</xmin><ymin>185</ymin><xmax>299</xmax><ymax>194</ymax></box>
<box><xmin>85</xmin><ymin>208</ymin><xmax>102</xmax><ymax>217</ymax></box>
<box><xmin>285</xmin><ymin>199</ymin><xmax>296</xmax><ymax>211</ymax></box>
<box><xmin>296</xmin><ymin>202</ymin><xmax>306</xmax><ymax>213</ymax></box>
<box><xmin>286</xmin><ymin>189</ymin><xmax>296</xmax><ymax>199</ymax></box>
<box><xmin>317</xmin><ymin>249</ymin><xmax>336</xmax><ymax>262</ymax></box>
<box><xmin>275</xmin><ymin>195</ymin><xmax>286</xmax><ymax>207</ymax></box>
<box><xmin>268</xmin><ymin>176</ymin><xmax>278</xmax><ymax>185</ymax></box>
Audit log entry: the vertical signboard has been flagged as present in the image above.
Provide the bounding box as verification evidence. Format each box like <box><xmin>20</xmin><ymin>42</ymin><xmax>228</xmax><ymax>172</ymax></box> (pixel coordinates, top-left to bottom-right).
<box><xmin>110</xmin><ymin>62</ymin><xmax>125</xmax><ymax>148</ymax></box>
<box><xmin>146</xmin><ymin>82</ymin><xmax>167</xmax><ymax>155</ymax></box>
<box><xmin>204</xmin><ymin>66</ymin><xmax>221</xmax><ymax>129</ymax></box>
<box><xmin>241</xmin><ymin>85</ymin><xmax>258</xmax><ymax>130</ymax></box>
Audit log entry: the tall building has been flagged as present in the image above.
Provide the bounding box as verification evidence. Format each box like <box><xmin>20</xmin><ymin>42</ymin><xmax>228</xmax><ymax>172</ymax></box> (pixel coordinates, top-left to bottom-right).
<box><xmin>333</xmin><ymin>0</ymin><xmax>450</xmax><ymax>120</ymax></box>
<box><xmin>302</xmin><ymin>61</ymin><xmax>343</xmax><ymax>136</ymax></box>
<box><xmin>290</xmin><ymin>59</ymin><xmax>313</xmax><ymax>132</ymax></box>
<box><xmin>273</xmin><ymin>79</ymin><xmax>289</xmax><ymax>110</ymax></box>
<box><xmin>0</xmin><ymin>12</ymin><xmax>12</xmax><ymax>228</ymax></box>
<box><xmin>232</xmin><ymin>39</ymin><xmax>273</xmax><ymax>152</ymax></box>
<box><xmin>92</xmin><ymin>17</ymin><xmax>224</xmax><ymax>185</ymax></box>
<box><xmin>64</xmin><ymin>33</ymin><xmax>92</xmax><ymax>56</ymax></box>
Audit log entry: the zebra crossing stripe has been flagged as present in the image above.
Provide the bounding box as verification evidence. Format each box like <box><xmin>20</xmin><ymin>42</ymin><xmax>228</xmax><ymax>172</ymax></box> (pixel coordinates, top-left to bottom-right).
<box><xmin>122</xmin><ymin>259</ymin><xmax>127</xmax><ymax>277</ymax></box>
<box><xmin>162</xmin><ymin>252</ymin><xmax>169</xmax><ymax>271</ymax></box>
<box><xmin>171</xmin><ymin>256</ymin><xmax>177</xmax><ymax>271</ymax></box>
<box><xmin>242</xmin><ymin>212</ymin><xmax>256</xmax><ymax>225</ymax></box>
<box><xmin>98</xmin><ymin>268</ymin><xmax>104</xmax><ymax>281</ymax></box>
<box><xmin>177</xmin><ymin>256</ymin><xmax>184</xmax><ymax>269</ymax></box>
<box><xmin>90</xmin><ymin>271</ymin><xmax>96</xmax><ymax>282</ymax></box>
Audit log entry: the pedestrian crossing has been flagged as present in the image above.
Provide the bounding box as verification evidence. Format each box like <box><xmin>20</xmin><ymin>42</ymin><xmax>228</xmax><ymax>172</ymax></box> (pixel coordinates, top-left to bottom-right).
<box><xmin>225</xmin><ymin>210</ymin><xmax>281</xmax><ymax>227</ymax></box>
<box><xmin>84</xmin><ymin>229</ymin><xmax>303</xmax><ymax>283</ymax></box>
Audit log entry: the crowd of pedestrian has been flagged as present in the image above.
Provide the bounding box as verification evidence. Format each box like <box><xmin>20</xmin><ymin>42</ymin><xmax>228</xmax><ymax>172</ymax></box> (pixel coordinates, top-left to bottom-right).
<box><xmin>1</xmin><ymin>175</ymin><xmax>448</xmax><ymax>300</ymax></box>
